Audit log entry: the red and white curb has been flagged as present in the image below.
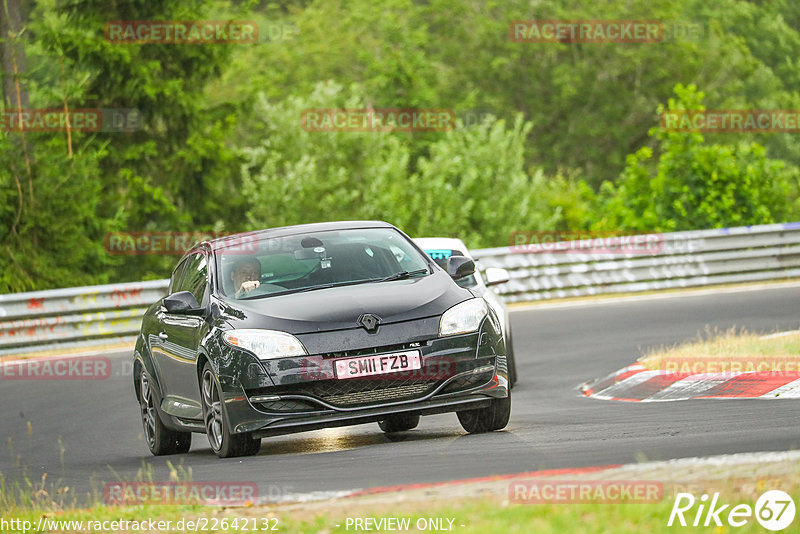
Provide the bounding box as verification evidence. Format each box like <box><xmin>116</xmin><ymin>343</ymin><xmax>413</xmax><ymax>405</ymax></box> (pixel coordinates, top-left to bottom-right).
<box><xmin>580</xmin><ymin>363</ymin><xmax>800</xmax><ymax>402</ymax></box>
<box><xmin>265</xmin><ymin>450</ymin><xmax>800</xmax><ymax>505</ymax></box>
<box><xmin>266</xmin><ymin>465</ymin><xmax>620</xmax><ymax>504</ymax></box>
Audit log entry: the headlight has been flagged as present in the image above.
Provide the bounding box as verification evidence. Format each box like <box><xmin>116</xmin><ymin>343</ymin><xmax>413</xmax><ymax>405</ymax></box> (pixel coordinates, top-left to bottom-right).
<box><xmin>222</xmin><ymin>329</ymin><xmax>307</xmax><ymax>360</ymax></box>
<box><xmin>439</xmin><ymin>298</ymin><xmax>488</xmax><ymax>337</ymax></box>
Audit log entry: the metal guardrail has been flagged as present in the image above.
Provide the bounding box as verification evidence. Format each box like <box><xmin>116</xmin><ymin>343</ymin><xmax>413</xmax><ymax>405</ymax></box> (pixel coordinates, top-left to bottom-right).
<box><xmin>2</xmin><ymin>222</ymin><xmax>799</xmax><ymax>355</ymax></box>
<box><xmin>473</xmin><ymin>222</ymin><xmax>800</xmax><ymax>303</ymax></box>
<box><xmin>0</xmin><ymin>280</ymin><xmax>169</xmax><ymax>355</ymax></box>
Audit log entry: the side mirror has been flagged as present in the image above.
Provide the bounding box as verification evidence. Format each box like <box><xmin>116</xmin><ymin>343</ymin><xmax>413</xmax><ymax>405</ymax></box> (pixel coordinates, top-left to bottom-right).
<box><xmin>484</xmin><ymin>267</ymin><xmax>510</xmax><ymax>287</ymax></box>
<box><xmin>163</xmin><ymin>291</ymin><xmax>205</xmax><ymax>316</ymax></box>
<box><xmin>446</xmin><ymin>255</ymin><xmax>475</xmax><ymax>280</ymax></box>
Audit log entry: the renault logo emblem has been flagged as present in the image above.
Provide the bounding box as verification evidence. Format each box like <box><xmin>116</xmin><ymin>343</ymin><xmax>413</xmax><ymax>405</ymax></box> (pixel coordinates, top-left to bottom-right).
<box><xmin>358</xmin><ymin>313</ymin><xmax>380</xmax><ymax>333</ymax></box>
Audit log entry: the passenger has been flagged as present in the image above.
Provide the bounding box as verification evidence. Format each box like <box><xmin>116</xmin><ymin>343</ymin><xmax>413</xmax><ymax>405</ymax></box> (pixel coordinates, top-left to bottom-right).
<box><xmin>230</xmin><ymin>257</ymin><xmax>261</xmax><ymax>298</ymax></box>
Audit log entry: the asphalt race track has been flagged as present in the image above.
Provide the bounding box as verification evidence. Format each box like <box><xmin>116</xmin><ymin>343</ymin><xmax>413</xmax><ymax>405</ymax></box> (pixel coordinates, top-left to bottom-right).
<box><xmin>2</xmin><ymin>284</ymin><xmax>800</xmax><ymax>501</ymax></box>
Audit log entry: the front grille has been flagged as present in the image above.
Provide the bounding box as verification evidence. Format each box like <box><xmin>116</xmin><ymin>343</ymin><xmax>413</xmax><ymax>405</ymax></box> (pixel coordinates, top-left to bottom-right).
<box><xmin>267</xmin><ymin>376</ymin><xmax>442</xmax><ymax>408</ymax></box>
<box><xmin>250</xmin><ymin>366</ymin><xmax>495</xmax><ymax>411</ymax></box>
<box><xmin>324</xmin><ymin>381</ymin><xmax>434</xmax><ymax>406</ymax></box>
<box><xmin>318</xmin><ymin>341</ymin><xmax>427</xmax><ymax>359</ymax></box>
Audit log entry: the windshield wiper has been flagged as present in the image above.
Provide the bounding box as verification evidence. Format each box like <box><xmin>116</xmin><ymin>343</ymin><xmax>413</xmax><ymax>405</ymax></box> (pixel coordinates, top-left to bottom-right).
<box><xmin>239</xmin><ymin>279</ymin><xmax>376</xmax><ymax>299</ymax></box>
<box><xmin>239</xmin><ymin>270</ymin><xmax>430</xmax><ymax>300</ymax></box>
<box><xmin>378</xmin><ymin>268</ymin><xmax>429</xmax><ymax>282</ymax></box>
<box><xmin>291</xmin><ymin>279</ymin><xmax>381</xmax><ymax>294</ymax></box>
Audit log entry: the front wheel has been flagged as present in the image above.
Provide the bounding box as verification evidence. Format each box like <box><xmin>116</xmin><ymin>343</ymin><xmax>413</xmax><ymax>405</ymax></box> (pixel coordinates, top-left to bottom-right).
<box><xmin>139</xmin><ymin>372</ymin><xmax>191</xmax><ymax>456</ymax></box>
<box><xmin>457</xmin><ymin>392</ymin><xmax>511</xmax><ymax>434</ymax></box>
<box><xmin>201</xmin><ymin>364</ymin><xmax>261</xmax><ymax>458</ymax></box>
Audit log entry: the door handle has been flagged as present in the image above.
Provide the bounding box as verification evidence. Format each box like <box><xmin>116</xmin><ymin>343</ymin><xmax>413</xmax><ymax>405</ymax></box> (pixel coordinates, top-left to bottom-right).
<box><xmin>158</xmin><ymin>332</ymin><xmax>169</xmax><ymax>341</ymax></box>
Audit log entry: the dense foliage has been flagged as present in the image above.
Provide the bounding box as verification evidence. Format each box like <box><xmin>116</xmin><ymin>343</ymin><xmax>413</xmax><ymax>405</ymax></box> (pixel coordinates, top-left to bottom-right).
<box><xmin>2</xmin><ymin>0</ymin><xmax>800</xmax><ymax>291</ymax></box>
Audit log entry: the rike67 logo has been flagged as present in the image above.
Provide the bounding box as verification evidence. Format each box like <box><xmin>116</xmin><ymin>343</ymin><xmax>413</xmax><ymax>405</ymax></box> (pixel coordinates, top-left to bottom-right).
<box><xmin>669</xmin><ymin>490</ymin><xmax>795</xmax><ymax>531</ymax></box>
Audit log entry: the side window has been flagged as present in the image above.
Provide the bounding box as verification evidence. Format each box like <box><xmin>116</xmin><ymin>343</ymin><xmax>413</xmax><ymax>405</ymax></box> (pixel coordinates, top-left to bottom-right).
<box><xmin>169</xmin><ymin>259</ymin><xmax>189</xmax><ymax>294</ymax></box>
<box><xmin>176</xmin><ymin>253</ymin><xmax>209</xmax><ymax>304</ymax></box>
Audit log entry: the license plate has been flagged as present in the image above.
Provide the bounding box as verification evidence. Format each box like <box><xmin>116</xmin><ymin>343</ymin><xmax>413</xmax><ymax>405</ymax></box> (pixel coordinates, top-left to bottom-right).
<box><xmin>334</xmin><ymin>350</ymin><xmax>422</xmax><ymax>380</ymax></box>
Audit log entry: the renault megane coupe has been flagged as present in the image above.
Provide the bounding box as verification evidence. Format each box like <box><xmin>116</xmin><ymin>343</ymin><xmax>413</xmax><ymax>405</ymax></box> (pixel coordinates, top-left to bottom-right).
<box><xmin>133</xmin><ymin>221</ymin><xmax>511</xmax><ymax>458</ymax></box>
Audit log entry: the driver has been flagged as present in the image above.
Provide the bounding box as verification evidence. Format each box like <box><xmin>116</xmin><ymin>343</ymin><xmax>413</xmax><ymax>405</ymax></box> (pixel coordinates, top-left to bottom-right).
<box><xmin>230</xmin><ymin>257</ymin><xmax>261</xmax><ymax>298</ymax></box>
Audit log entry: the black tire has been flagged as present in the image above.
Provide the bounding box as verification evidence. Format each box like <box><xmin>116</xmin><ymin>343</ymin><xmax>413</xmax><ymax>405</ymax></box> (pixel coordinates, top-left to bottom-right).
<box><xmin>506</xmin><ymin>330</ymin><xmax>518</xmax><ymax>389</ymax></box>
<box><xmin>201</xmin><ymin>363</ymin><xmax>261</xmax><ymax>458</ymax></box>
<box><xmin>139</xmin><ymin>372</ymin><xmax>192</xmax><ymax>456</ymax></box>
<box><xmin>378</xmin><ymin>413</ymin><xmax>420</xmax><ymax>433</ymax></box>
<box><xmin>457</xmin><ymin>392</ymin><xmax>511</xmax><ymax>434</ymax></box>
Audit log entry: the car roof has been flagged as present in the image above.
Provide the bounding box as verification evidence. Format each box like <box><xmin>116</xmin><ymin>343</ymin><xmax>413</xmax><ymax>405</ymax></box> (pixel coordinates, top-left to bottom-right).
<box><xmin>412</xmin><ymin>237</ymin><xmax>472</xmax><ymax>258</ymax></box>
<box><xmin>208</xmin><ymin>220</ymin><xmax>396</xmax><ymax>249</ymax></box>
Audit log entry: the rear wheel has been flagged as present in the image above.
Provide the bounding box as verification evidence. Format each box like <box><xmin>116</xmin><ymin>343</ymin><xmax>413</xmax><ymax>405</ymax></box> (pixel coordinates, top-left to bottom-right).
<box><xmin>378</xmin><ymin>413</ymin><xmax>420</xmax><ymax>433</ymax></box>
<box><xmin>139</xmin><ymin>372</ymin><xmax>191</xmax><ymax>456</ymax></box>
<box><xmin>457</xmin><ymin>392</ymin><xmax>511</xmax><ymax>434</ymax></box>
<box><xmin>201</xmin><ymin>364</ymin><xmax>261</xmax><ymax>458</ymax></box>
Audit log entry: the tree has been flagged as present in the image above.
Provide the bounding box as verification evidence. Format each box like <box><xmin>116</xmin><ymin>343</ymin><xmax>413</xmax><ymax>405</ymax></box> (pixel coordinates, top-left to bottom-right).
<box><xmin>1</xmin><ymin>0</ymin><xmax>29</xmax><ymax>109</ymax></box>
<box><xmin>239</xmin><ymin>82</ymin><xmax>562</xmax><ymax>248</ymax></box>
<box><xmin>404</xmin><ymin>114</ymin><xmax>560</xmax><ymax>247</ymax></box>
<box><xmin>240</xmin><ymin>82</ymin><xmax>411</xmax><ymax>229</ymax></box>
<box><xmin>595</xmin><ymin>84</ymin><xmax>800</xmax><ymax>232</ymax></box>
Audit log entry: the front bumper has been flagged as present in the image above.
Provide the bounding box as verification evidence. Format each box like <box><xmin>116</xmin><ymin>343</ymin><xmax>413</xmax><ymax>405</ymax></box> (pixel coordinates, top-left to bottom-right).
<box><xmin>217</xmin><ymin>326</ymin><xmax>509</xmax><ymax>436</ymax></box>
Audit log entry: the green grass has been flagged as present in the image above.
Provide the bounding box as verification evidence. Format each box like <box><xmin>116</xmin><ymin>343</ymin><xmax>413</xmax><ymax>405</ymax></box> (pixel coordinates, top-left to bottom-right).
<box><xmin>4</xmin><ymin>472</ymin><xmax>800</xmax><ymax>534</ymax></box>
<box><xmin>639</xmin><ymin>326</ymin><xmax>800</xmax><ymax>372</ymax></box>
<box><xmin>4</xmin><ymin>491</ymin><xmax>799</xmax><ymax>533</ymax></box>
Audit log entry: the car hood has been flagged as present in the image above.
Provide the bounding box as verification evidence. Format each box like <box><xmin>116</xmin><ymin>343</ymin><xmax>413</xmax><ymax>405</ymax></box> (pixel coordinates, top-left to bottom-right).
<box><xmin>218</xmin><ymin>271</ymin><xmax>473</xmax><ymax>334</ymax></box>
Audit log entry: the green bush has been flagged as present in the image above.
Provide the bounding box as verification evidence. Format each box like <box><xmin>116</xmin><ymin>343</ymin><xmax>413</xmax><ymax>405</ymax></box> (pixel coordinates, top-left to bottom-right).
<box><xmin>595</xmin><ymin>84</ymin><xmax>800</xmax><ymax>232</ymax></box>
<box><xmin>239</xmin><ymin>83</ymin><xmax>563</xmax><ymax>248</ymax></box>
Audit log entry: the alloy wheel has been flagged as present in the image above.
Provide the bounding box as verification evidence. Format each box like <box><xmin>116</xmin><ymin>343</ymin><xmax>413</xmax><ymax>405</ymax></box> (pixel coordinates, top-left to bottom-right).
<box><xmin>202</xmin><ymin>369</ymin><xmax>224</xmax><ymax>451</ymax></box>
<box><xmin>140</xmin><ymin>374</ymin><xmax>157</xmax><ymax>448</ymax></box>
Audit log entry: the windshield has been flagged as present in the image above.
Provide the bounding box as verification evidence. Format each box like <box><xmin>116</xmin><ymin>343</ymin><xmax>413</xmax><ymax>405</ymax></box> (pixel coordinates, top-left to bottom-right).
<box><xmin>215</xmin><ymin>227</ymin><xmax>431</xmax><ymax>299</ymax></box>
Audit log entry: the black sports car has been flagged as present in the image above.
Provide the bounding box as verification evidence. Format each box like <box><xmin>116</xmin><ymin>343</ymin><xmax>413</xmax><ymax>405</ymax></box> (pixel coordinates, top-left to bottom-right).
<box><xmin>133</xmin><ymin>221</ymin><xmax>511</xmax><ymax>458</ymax></box>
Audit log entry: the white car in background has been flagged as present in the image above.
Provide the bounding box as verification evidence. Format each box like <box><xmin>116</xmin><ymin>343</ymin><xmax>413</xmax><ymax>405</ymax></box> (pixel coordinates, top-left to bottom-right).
<box><xmin>413</xmin><ymin>237</ymin><xmax>517</xmax><ymax>388</ymax></box>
